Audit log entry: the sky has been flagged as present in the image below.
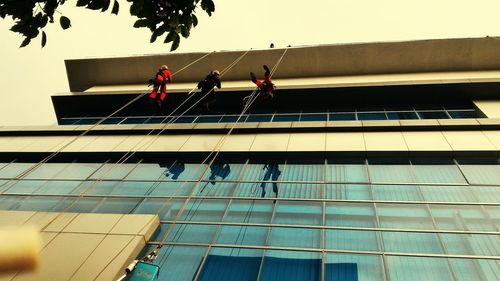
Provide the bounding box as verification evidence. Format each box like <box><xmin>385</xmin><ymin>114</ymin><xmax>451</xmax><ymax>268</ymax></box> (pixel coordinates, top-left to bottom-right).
<box><xmin>2</xmin><ymin>0</ymin><xmax>500</xmax><ymax>126</ymax></box>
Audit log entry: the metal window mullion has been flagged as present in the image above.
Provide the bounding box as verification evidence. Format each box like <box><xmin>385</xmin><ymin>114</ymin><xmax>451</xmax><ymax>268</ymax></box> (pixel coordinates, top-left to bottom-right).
<box><xmin>255</xmin><ymin>200</ymin><xmax>278</xmax><ymax>281</ymax></box>
<box><xmin>409</xmin><ymin>160</ymin><xmax>459</xmax><ymax>281</ymax></box>
<box><xmin>366</xmin><ymin>159</ymin><xmax>391</xmax><ymax>281</ymax></box>
<box><xmin>453</xmin><ymin>159</ymin><xmax>500</xmax><ymax>232</ymax></box>
<box><xmin>321</xmin><ymin>159</ymin><xmax>327</xmax><ymax>281</ymax></box>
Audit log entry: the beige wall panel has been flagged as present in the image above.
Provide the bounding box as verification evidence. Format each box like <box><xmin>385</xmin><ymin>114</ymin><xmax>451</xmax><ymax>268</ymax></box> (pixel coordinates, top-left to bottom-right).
<box><xmin>287</xmin><ymin>133</ymin><xmax>326</xmax><ymax>151</ymax></box>
<box><xmin>474</xmin><ymin>100</ymin><xmax>500</xmax><ymax>118</ymax></box>
<box><xmin>112</xmin><ymin>135</ymin><xmax>157</xmax><ymax>152</ymax></box>
<box><xmin>224</xmin><ymin>122</ymin><xmax>259</xmax><ymax>129</ymax></box>
<box><xmin>20</xmin><ymin>136</ymin><xmax>73</xmax><ymax>152</ymax></box>
<box><xmin>12</xmin><ymin>233</ymin><xmax>104</xmax><ymax>281</ymax></box>
<box><xmin>403</xmin><ymin>132</ymin><xmax>452</xmax><ymax>151</ymax></box>
<box><xmin>399</xmin><ymin>119</ymin><xmax>440</xmax><ymax>126</ymax></box>
<box><xmin>442</xmin><ymin>131</ymin><xmax>496</xmax><ymax>151</ymax></box>
<box><xmin>364</xmin><ymin>132</ymin><xmax>408</xmax><ymax>151</ymax></box>
<box><xmin>23</xmin><ymin>212</ymin><xmax>59</xmax><ymax>230</ymax></box>
<box><xmin>437</xmin><ymin>119</ymin><xmax>479</xmax><ymax>126</ymax></box>
<box><xmin>60</xmin><ymin>136</ymin><xmax>98</xmax><ymax>152</ymax></box>
<box><xmin>146</xmin><ymin>135</ymin><xmax>191</xmax><ymax>152</ymax></box>
<box><xmin>362</xmin><ymin>120</ymin><xmax>400</xmax><ymax>127</ymax></box>
<box><xmin>43</xmin><ymin>213</ymin><xmax>78</xmax><ymax>232</ymax></box>
<box><xmin>180</xmin><ymin>134</ymin><xmax>224</xmax><ymax>151</ymax></box>
<box><xmin>69</xmin><ymin>235</ymin><xmax>136</xmax><ymax>281</ymax></box>
<box><xmin>0</xmin><ymin>137</ymin><xmax>37</xmax><ymax>152</ymax></box>
<box><xmin>482</xmin><ymin>131</ymin><xmax>500</xmax><ymax>150</ymax></box>
<box><xmin>259</xmin><ymin>122</ymin><xmax>292</xmax><ymax>129</ymax></box>
<box><xmin>110</xmin><ymin>214</ymin><xmax>159</xmax><ymax>238</ymax></box>
<box><xmin>291</xmin><ymin>121</ymin><xmax>326</xmax><ymax>128</ymax></box>
<box><xmin>64</xmin><ymin>214</ymin><xmax>123</xmax><ymax>234</ymax></box>
<box><xmin>194</xmin><ymin>123</ymin><xmax>227</xmax><ymax>129</ymax></box>
<box><xmin>220</xmin><ymin>134</ymin><xmax>256</xmax><ymax>151</ymax></box>
<box><xmin>79</xmin><ymin>135</ymin><xmax>128</xmax><ymax>152</ymax></box>
<box><xmin>325</xmin><ymin>132</ymin><xmax>365</xmax><ymax>151</ymax></box>
<box><xmin>0</xmin><ymin>211</ymin><xmax>34</xmax><ymax>226</ymax></box>
<box><xmin>326</xmin><ymin>121</ymin><xmax>363</xmax><ymax>127</ymax></box>
<box><xmin>477</xmin><ymin>118</ymin><xmax>500</xmax><ymax>125</ymax></box>
<box><xmin>250</xmin><ymin>133</ymin><xmax>291</xmax><ymax>151</ymax></box>
<box><xmin>94</xmin><ymin>236</ymin><xmax>144</xmax><ymax>281</ymax></box>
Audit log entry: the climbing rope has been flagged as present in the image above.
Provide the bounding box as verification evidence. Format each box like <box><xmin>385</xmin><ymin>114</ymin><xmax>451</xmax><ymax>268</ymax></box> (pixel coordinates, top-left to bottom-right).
<box><xmin>152</xmin><ymin>48</ymin><xmax>290</xmax><ymax>269</ymax></box>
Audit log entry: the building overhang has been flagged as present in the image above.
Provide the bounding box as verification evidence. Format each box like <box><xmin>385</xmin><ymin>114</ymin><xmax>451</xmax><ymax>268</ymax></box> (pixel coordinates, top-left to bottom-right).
<box><xmin>65</xmin><ymin>37</ymin><xmax>500</xmax><ymax>92</ymax></box>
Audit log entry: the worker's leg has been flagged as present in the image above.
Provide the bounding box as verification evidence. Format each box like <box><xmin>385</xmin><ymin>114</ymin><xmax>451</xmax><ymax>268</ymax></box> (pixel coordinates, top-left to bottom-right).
<box><xmin>159</xmin><ymin>82</ymin><xmax>167</xmax><ymax>101</ymax></box>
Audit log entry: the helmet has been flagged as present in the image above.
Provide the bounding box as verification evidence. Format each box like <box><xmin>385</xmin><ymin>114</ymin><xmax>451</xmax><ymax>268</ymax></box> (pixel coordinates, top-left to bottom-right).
<box><xmin>161</xmin><ymin>65</ymin><xmax>168</xmax><ymax>70</ymax></box>
<box><xmin>212</xmin><ymin>70</ymin><xmax>220</xmax><ymax>76</ymax></box>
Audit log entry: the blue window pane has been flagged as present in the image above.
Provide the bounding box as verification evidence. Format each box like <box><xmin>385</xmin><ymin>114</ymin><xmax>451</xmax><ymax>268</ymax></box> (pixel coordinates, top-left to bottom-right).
<box><xmin>196</xmin><ymin>115</ymin><xmax>222</xmax><ymax>123</ymax></box>
<box><xmin>430</xmin><ymin>205</ymin><xmax>497</xmax><ymax>231</ymax></box>
<box><xmin>145</xmin><ymin>117</ymin><xmax>168</xmax><ymax>124</ymax></box>
<box><xmin>420</xmin><ymin>185</ymin><xmax>473</xmax><ymax>203</ymax></box>
<box><xmin>417</xmin><ymin>111</ymin><xmax>449</xmax><ymax>119</ymax></box>
<box><xmin>274</xmin><ymin>201</ymin><xmax>322</xmax><ymax>225</ymax></box>
<box><xmin>224</xmin><ymin>200</ymin><xmax>274</xmax><ymax>223</ymax></box>
<box><xmin>357</xmin><ymin>112</ymin><xmax>387</xmax><ymax>120</ymax></box>
<box><xmin>326</xmin><ymin>229</ymin><xmax>379</xmax><ymax>251</ymax></box>
<box><xmin>167</xmin><ymin>224</ymin><xmax>218</xmax><ymax>243</ymax></box>
<box><xmin>378</xmin><ymin>204</ymin><xmax>433</xmax><ymax>229</ymax></box>
<box><xmin>299</xmin><ymin>114</ymin><xmax>327</xmax><ymax>122</ymax></box>
<box><xmin>387</xmin><ymin>256</ymin><xmax>455</xmax><ymax>281</ymax></box>
<box><xmin>272</xmin><ymin>114</ymin><xmax>300</xmax><ymax>122</ymax></box>
<box><xmin>448</xmin><ymin>110</ymin><xmax>479</xmax><ymax>118</ymax></box>
<box><xmin>89</xmin><ymin>163</ymin><xmax>137</xmax><ymax>180</ymax></box>
<box><xmin>386</xmin><ymin>111</ymin><xmax>418</xmax><ymax>120</ymax></box>
<box><xmin>74</xmin><ymin>118</ymin><xmax>101</xmax><ymax>125</ymax></box>
<box><xmin>145</xmin><ymin>245</ymin><xmax>207</xmax><ymax>281</ymax></box>
<box><xmin>178</xmin><ymin>200</ymin><xmax>227</xmax><ymax>222</ymax></box>
<box><xmin>326</xmin><ymin>253</ymin><xmax>385</xmax><ymax>281</ymax></box>
<box><xmin>325</xmin><ymin>184</ymin><xmax>372</xmax><ymax>200</ymax></box>
<box><xmin>326</xmin><ymin>202</ymin><xmax>376</xmax><ymax>227</ymax></box>
<box><xmin>246</xmin><ymin>115</ymin><xmax>273</xmax><ymax>122</ymax></box>
<box><xmin>216</xmin><ymin>225</ymin><xmax>268</xmax><ymax>246</ymax></box>
<box><xmin>269</xmin><ymin>227</ymin><xmax>321</xmax><ymax>248</ymax></box>
<box><xmin>329</xmin><ymin>113</ymin><xmax>356</xmax><ymax>121</ymax></box>
<box><xmin>220</xmin><ymin>115</ymin><xmax>245</xmax><ymax>123</ymax></box>
<box><xmin>383</xmin><ymin>231</ymin><xmax>443</xmax><ymax>254</ymax></box>
<box><xmin>412</xmin><ymin>164</ymin><xmax>467</xmax><ymax>184</ymax></box>
<box><xmin>326</xmin><ymin>163</ymin><xmax>369</xmax><ymax>183</ymax></box>
<box><xmin>173</xmin><ymin>116</ymin><xmax>196</xmax><ymax>123</ymax></box>
<box><xmin>59</xmin><ymin>118</ymin><xmax>79</xmax><ymax>125</ymax></box>
<box><xmin>460</xmin><ymin>164</ymin><xmax>500</xmax><ymax>184</ymax></box>
<box><xmin>278</xmin><ymin>183</ymin><xmax>322</xmax><ymax>199</ymax></box>
<box><xmin>150</xmin><ymin>181</ymin><xmax>197</xmax><ymax>196</ymax></box>
<box><xmin>100</xmin><ymin>117</ymin><xmax>124</xmax><ymax>124</ymax></box>
<box><xmin>281</xmin><ymin>163</ymin><xmax>323</xmax><ymax>181</ymax></box>
<box><xmin>93</xmin><ymin>198</ymin><xmax>142</xmax><ymax>213</ymax></box>
<box><xmin>0</xmin><ymin>163</ymin><xmax>36</xmax><ymax>178</ymax></box>
<box><xmin>260</xmin><ymin>251</ymin><xmax>321</xmax><ymax>281</ymax></box>
<box><xmin>121</xmin><ymin>117</ymin><xmax>150</xmax><ymax>124</ymax></box>
<box><xmin>373</xmin><ymin>185</ymin><xmax>424</xmax><ymax>201</ymax></box>
<box><xmin>199</xmin><ymin>248</ymin><xmax>263</xmax><ymax>281</ymax></box>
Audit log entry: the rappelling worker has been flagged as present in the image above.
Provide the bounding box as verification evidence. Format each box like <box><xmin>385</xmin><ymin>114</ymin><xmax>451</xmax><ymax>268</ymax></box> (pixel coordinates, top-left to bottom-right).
<box><xmin>250</xmin><ymin>65</ymin><xmax>275</xmax><ymax>100</ymax></box>
<box><xmin>197</xmin><ymin>70</ymin><xmax>221</xmax><ymax>113</ymax></box>
<box><xmin>149</xmin><ymin>65</ymin><xmax>172</xmax><ymax>108</ymax></box>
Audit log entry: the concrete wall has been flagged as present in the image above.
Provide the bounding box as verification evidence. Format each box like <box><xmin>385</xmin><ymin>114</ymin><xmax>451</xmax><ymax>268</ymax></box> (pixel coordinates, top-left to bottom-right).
<box><xmin>0</xmin><ymin>128</ymin><xmax>499</xmax><ymax>155</ymax></box>
<box><xmin>474</xmin><ymin>100</ymin><xmax>500</xmax><ymax>118</ymax></box>
<box><xmin>0</xmin><ymin>211</ymin><xmax>159</xmax><ymax>281</ymax></box>
<box><xmin>66</xmin><ymin>37</ymin><xmax>500</xmax><ymax>92</ymax></box>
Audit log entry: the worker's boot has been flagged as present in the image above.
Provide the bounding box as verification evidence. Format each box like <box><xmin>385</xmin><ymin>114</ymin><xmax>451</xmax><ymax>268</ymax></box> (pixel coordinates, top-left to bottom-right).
<box><xmin>263</xmin><ymin>65</ymin><xmax>270</xmax><ymax>73</ymax></box>
<box><xmin>250</xmin><ymin>72</ymin><xmax>257</xmax><ymax>83</ymax></box>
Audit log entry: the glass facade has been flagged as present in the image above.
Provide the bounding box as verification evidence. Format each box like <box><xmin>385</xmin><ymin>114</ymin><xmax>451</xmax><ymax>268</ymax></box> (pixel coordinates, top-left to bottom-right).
<box><xmin>0</xmin><ymin>156</ymin><xmax>499</xmax><ymax>280</ymax></box>
<box><xmin>57</xmin><ymin>105</ymin><xmax>482</xmax><ymax>125</ymax></box>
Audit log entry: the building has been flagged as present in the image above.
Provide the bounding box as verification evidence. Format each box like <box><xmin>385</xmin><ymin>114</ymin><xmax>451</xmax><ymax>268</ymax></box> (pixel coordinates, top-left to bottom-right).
<box><xmin>0</xmin><ymin>37</ymin><xmax>499</xmax><ymax>281</ymax></box>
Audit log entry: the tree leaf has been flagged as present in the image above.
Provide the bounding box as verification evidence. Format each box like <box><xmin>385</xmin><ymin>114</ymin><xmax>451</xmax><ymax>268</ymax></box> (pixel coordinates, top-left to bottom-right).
<box><xmin>59</xmin><ymin>16</ymin><xmax>71</xmax><ymax>30</ymax></box>
<box><xmin>164</xmin><ymin>31</ymin><xmax>176</xmax><ymax>43</ymax></box>
<box><xmin>20</xmin><ymin>37</ymin><xmax>31</xmax><ymax>48</ymax></box>
<box><xmin>192</xmin><ymin>15</ymin><xmax>198</xmax><ymax>27</ymax></box>
<box><xmin>111</xmin><ymin>0</ymin><xmax>119</xmax><ymax>15</ymax></box>
<box><xmin>133</xmin><ymin>19</ymin><xmax>149</xmax><ymax>28</ymax></box>
<box><xmin>101</xmin><ymin>0</ymin><xmax>111</xmax><ymax>12</ymax></box>
<box><xmin>41</xmin><ymin>31</ymin><xmax>47</xmax><ymax>47</ymax></box>
<box><xmin>180</xmin><ymin>25</ymin><xmax>189</xmax><ymax>38</ymax></box>
<box><xmin>170</xmin><ymin>33</ymin><xmax>180</xmax><ymax>51</ymax></box>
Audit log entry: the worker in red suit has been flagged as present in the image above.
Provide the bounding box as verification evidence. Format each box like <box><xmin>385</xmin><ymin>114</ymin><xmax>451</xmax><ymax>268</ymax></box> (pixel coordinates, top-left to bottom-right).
<box><xmin>250</xmin><ymin>65</ymin><xmax>275</xmax><ymax>100</ymax></box>
<box><xmin>149</xmin><ymin>65</ymin><xmax>172</xmax><ymax>108</ymax></box>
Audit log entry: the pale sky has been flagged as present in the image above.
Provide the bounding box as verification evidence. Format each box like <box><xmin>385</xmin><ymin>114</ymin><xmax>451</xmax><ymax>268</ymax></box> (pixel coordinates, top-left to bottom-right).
<box><xmin>1</xmin><ymin>0</ymin><xmax>500</xmax><ymax>126</ymax></box>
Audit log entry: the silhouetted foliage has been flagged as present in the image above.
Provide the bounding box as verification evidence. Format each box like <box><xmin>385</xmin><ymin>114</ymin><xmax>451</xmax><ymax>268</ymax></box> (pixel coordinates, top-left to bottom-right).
<box><xmin>0</xmin><ymin>0</ymin><xmax>215</xmax><ymax>50</ymax></box>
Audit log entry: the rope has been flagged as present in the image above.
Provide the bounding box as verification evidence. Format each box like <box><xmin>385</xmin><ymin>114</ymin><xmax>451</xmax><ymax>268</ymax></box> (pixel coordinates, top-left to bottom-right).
<box><xmin>154</xmin><ymin>48</ymin><xmax>289</xmax><ymax>263</ymax></box>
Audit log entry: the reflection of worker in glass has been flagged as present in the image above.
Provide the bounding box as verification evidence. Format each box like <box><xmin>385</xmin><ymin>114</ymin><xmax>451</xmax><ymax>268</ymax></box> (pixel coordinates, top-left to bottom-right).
<box><xmin>161</xmin><ymin>162</ymin><xmax>185</xmax><ymax>180</ymax></box>
<box><xmin>209</xmin><ymin>163</ymin><xmax>231</xmax><ymax>185</ymax></box>
<box><xmin>260</xmin><ymin>163</ymin><xmax>281</xmax><ymax>198</ymax></box>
